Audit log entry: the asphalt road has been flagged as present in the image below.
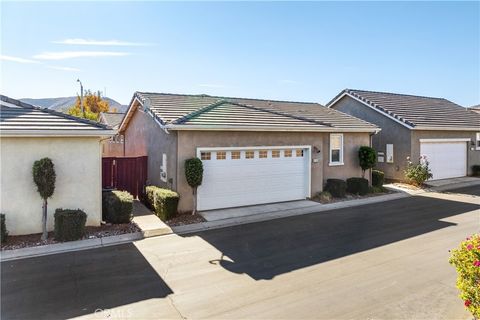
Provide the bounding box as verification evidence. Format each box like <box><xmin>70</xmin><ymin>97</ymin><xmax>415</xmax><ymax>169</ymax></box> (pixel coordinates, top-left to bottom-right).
<box><xmin>2</xmin><ymin>185</ymin><xmax>479</xmax><ymax>319</ymax></box>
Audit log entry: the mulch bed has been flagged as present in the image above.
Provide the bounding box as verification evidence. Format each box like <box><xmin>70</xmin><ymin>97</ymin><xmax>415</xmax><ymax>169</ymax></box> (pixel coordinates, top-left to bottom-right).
<box><xmin>1</xmin><ymin>222</ymin><xmax>140</xmax><ymax>251</ymax></box>
<box><xmin>312</xmin><ymin>189</ymin><xmax>395</xmax><ymax>205</ymax></box>
<box><xmin>166</xmin><ymin>212</ymin><xmax>206</xmax><ymax>227</ymax></box>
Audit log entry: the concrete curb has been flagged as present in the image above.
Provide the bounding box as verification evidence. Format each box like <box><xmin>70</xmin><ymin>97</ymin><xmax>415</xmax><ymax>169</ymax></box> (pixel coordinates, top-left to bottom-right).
<box><xmin>0</xmin><ymin>232</ymin><xmax>144</xmax><ymax>262</ymax></box>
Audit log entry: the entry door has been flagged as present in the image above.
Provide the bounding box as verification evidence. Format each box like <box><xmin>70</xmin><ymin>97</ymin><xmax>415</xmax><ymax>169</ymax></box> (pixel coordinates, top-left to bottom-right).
<box><xmin>197</xmin><ymin>147</ymin><xmax>310</xmax><ymax>211</ymax></box>
<box><xmin>420</xmin><ymin>141</ymin><xmax>467</xmax><ymax>180</ymax></box>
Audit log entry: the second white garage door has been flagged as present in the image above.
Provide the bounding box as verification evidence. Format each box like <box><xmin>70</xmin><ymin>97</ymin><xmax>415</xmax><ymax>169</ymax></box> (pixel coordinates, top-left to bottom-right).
<box><xmin>197</xmin><ymin>147</ymin><xmax>310</xmax><ymax>211</ymax></box>
<box><xmin>420</xmin><ymin>140</ymin><xmax>467</xmax><ymax>180</ymax></box>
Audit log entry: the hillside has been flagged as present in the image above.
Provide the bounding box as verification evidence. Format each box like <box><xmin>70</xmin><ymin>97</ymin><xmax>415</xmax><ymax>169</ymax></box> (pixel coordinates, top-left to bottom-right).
<box><xmin>20</xmin><ymin>96</ymin><xmax>127</xmax><ymax>112</ymax></box>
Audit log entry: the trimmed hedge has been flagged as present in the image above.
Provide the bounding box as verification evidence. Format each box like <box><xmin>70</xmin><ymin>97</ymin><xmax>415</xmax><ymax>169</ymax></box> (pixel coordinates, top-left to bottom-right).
<box><xmin>1</xmin><ymin>213</ymin><xmax>7</xmax><ymax>244</ymax></box>
<box><xmin>347</xmin><ymin>177</ymin><xmax>369</xmax><ymax>195</ymax></box>
<box><xmin>324</xmin><ymin>179</ymin><xmax>347</xmax><ymax>198</ymax></box>
<box><xmin>146</xmin><ymin>186</ymin><xmax>179</xmax><ymax>221</ymax></box>
<box><xmin>54</xmin><ymin>209</ymin><xmax>87</xmax><ymax>242</ymax></box>
<box><xmin>472</xmin><ymin>165</ymin><xmax>480</xmax><ymax>177</ymax></box>
<box><xmin>372</xmin><ymin>170</ymin><xmax>385</xmax><ymax>187</ymax></box>
<box><xmin>102</xmin><ymin>190</ymin><xmax>134</xmax><ymax>224</ymax></box>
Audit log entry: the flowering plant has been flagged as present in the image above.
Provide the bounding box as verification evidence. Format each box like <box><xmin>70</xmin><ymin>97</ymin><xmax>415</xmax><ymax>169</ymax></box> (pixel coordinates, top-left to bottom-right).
<box><xmin>404</xmin><ymin>155</ymin><xmax>433</xmax><ymax>186</ymax></box>
<box><xmin>449</xmin><ymin>234</ymin><xmax>480</xmax><ymax>318</ymax></box>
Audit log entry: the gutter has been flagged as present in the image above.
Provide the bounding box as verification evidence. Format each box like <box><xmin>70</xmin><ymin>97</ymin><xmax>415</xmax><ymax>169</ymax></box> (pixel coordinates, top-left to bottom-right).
<box><xmin>0</xmin><ymin>129</ymin><xmax>116</xmax><ymax>138</ymax></box>
<box><xmin>164</xmin><ymin>124</ymin><xmax>379</xmax><ymax>133</ymax></box>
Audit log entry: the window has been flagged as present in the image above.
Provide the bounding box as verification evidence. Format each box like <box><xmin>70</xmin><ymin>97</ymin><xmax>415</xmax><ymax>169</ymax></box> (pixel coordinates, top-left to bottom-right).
<box><xmin>284</xmin><ymin>150</ymin><xmax>292</xmax><ymax>157</ymax></box>
<box><xmin>386</xmin><ymin>144</ymin><xmax>394</xmax><ymax>163</ymax></box>
<box><xmin>259</xmin><ymin>150</ymin><xmax>268</xmax><ymax>158</ymax></box>
<box><xmin>216</xmin><ymin>151</ymin><xmax>226</xmax><ymax>160</ymax></box>
<box><xmin>231</xmin><ymin>151</ymin><xmax>241</xmax><ymax>159</ymax></box>
<box><xmin>296</xmin><ymin>149</ymin><xmax>304</xmax><ymax>157</ymax></box>
<box><xmin>160</xmin><ymin>153</ymin><xmax>167</xmax><ymax>182</ymax></box>
<box><xmin>477</xmin><ymin>133</ymin><xmax>480</xmax><ymax>150</ymax></box>
<box><xmin>272</xmin><ymin>150</ymin><xmax>280</xmax><ymax>158</ymax></box>
<box><xmin>329</xmin><ymin>134</ymin><xmax>344</xmax><ymax>165</ymax></box>
<box><xmin>245</xmin><ymin>151</ymin><xmax>255</xmax><ymax>159</ymax></box>
<box><xmin>200</xmin><ymin>152</ymin><xmax>211</xmax><ymax>160</ymax></box>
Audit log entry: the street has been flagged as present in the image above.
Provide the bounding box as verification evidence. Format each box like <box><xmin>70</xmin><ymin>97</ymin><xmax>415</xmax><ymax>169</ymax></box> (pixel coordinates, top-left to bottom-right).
<box><xmin>2</xmin><ymin>186</ymin><xmax>479</xmax><ymax>319</ymax></box>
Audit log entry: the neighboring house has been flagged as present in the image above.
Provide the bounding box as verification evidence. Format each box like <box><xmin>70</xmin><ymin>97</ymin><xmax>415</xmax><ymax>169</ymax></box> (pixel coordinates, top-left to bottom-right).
<box><xmin>0</xmin><ymin>95</ymin><xmax>114</xmax><ymax>235</ymax></box>
<box><xmin>99</xmin><ymin>112</ymin><xmax>125</xmax><ymax>157</ymax></box>
<box><xmin>118</xmin><ymin>92</ymin><xmax>379</xmax><ymax>212</ymax></box>
<box><xmin>327</xmin><ymin>89</ymin><xmax>480</xmax><ymax>181</ymax></box>
<box><xmin>469</xmin><ymin>104</ymin><xmax>480</xmax><ymax>114</ymax></box>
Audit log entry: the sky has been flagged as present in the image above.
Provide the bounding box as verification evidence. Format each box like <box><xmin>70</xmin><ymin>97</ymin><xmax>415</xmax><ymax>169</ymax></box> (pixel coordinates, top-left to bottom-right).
<box><xmin>1</xmin><ymin>1</ymin><xmax>479</xmax><ymax>107</ymax></box>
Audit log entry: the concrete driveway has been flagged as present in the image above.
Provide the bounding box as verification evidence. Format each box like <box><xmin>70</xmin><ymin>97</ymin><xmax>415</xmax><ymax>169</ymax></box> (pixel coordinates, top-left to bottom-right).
<box><xmin>2</xmin><ymin>186</ymin><xmax>479</xmax><ymax>319</ymax></box>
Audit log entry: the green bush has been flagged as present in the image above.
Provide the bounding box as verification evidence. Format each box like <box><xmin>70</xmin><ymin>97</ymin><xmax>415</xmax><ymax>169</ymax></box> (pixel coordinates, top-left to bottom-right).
<box><xmin>404</xmin><ymin>156</ymin><xmax>433</xmax><ymax>186</ymax></box>
<box><xmin>54</xmin><ymin>209</ymin><xmax>87</xmax><ymax>242</ymax></box>
<box><xmin>317</xmin><ymin>191</ymin><xmax>332</xmax><ymax>203</ymax></box>
<box><xmin>1</xmin><ymin>213</ymin><xmax>7</xmax><ymax>244</ymax></box>
<box><xmin>372</xmin><ymin>170</ymin><xmax>385</xmax><ymax>187</ymax></box>
<box><xmin>449</xmin><ymin>234</ymin><xmax>480</xmax><ymax>318</ymax></box>
<box><xmin>358</xmin><ymin>146</ymin><xmax>377</xmax><ymax>178</ymax></box>
<box><xmin>324</xmin><ymin>179</ymin><xmax>346</xmax><ymax>198</ymax></box>
<box><xmin>346</xmin><ymin>177</ymin><xmax>369</xmax><ymax>195</ymax></box>
<box><xmin>472</xmin><ymin>165</ymin><xmax>480</xmax><ymax>176</ymax></box>
<box><xmin>369</xmin><ymin>186</ymin><xmax>388</xmax><ymax>194</ymax></box>
<box><xmin>185</xmin><ymin>158</ymin><xmax>203</xmax><ymax>214</ymax></box>
<box><xmin>146</xmin><ymin>186</ymin><xmax>179</xmax><ymax>221</ymax></box>
<box><xmin>102</xmin><ymin>190</ymin><xmax>133</xmax><ymax>224</ymax></box>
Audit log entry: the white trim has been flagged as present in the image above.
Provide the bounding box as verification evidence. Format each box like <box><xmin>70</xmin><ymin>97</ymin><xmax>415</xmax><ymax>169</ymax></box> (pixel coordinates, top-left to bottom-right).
<box><xmin>477</xmin><ymin>133</ymin><xmax>480</xmax><ymax>151</ymax></box>
<box><xmin>413</xmin><ymin>126</ymin><xmax>479</xmax><ymax>131</ymax></box>
<box><xmin>386</xmin><ymin>143</ymin><xmax>394</xmax><ymax>163</ymax></box>
<box><xmin>419</xmin><ymin>138</ymin><xmax>471</xmax><ymax>143</ymax></box>
<box><xmin>0</xmin><ymin>129</ymin><xmax>116</xmax><ymax>137</ymax></box>
<box><xmin>328</xmin><ymin>92</ymin><xmax>414</xmax><ymax>129</ymax></box>
<box><xmin>167</xmin><ymin>124</ymin><xmax>377</xmax><ymax>133</ymax></box>
<box><xmin>329</xmin><ymin>133</ymin><xmax>344</xmax><ymax>166</ymax></box>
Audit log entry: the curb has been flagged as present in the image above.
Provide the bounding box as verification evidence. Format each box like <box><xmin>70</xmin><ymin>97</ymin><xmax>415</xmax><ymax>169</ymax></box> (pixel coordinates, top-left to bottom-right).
<box><xmin>0</xmin><ymin>232</ymin><xmax>144</xmax><ymax>262</ymax></box>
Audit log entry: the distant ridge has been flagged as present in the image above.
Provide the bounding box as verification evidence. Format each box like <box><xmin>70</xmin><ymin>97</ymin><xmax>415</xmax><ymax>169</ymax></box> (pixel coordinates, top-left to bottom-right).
<box><xmin>20</xmin><ymin>96</ymin><xmax>127</xmax><ymax>113</ymax></box>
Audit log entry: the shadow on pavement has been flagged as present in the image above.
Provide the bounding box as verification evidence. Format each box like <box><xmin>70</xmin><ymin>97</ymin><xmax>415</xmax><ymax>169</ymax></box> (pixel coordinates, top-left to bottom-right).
<box><xmin>1</xmin><ymin>243</ymin><xmax>172</xmax><ymax>320</ymax></box>
<box><xmin>190</xmin><ymin>195</ymin><xmax>479</xmax><ymax>280</ymax></box>
<box><xmin>443</xmin><ymin>184</ymin><xmax>480</xmax><ymax>196</ymax></box>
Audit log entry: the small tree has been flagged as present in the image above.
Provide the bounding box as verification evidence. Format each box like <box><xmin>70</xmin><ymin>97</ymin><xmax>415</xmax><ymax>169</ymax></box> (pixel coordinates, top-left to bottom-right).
<box><xmin>358</xmin><ymin>146</ymin><xmax>377</xmax><ymax>178</ymax></box>
<box><xmin>185</xmin><ymin>158</ymin><xmax>203</xmax><ymax>215</ymax></box>
<box><xmin>404</xmin><ymin>156</ymin><xmax>433</xmax><ymax>186</ymax></box>
<box><xmin>32</xmin><ymin>158</ymin><xmax>56</xmax><ymax>240</ymax></box>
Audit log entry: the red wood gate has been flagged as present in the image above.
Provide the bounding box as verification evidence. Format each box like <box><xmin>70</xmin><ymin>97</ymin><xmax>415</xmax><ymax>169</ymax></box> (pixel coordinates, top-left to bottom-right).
<box><xmin>102</xmin><ymin>156</ymin><xmax>148</xmax><ymax>199</ymax></box>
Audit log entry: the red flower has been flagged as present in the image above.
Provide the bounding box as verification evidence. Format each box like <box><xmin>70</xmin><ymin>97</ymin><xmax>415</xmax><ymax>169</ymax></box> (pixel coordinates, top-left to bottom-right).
<box><xmin>473</xmin><ymin>260</ymin><xmax>480</xmax><ymax>267</ymax></box>
<box><xmin>467</xmin><ymin>244</ymin><xmax>474</xmax><ymax>250</ymax></box>
<box><xmin>465</xmin><ymin>300</ymin><xmax>471</xmax><ymax>307</ymax></box>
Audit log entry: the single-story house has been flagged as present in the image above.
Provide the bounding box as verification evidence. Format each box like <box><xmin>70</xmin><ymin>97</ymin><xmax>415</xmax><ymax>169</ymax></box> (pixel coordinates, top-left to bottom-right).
<box><xmin>0</xmin><ymin>95</ymin><xmax>115</xmax><ymax>235</ymax></box>
<box><xmin>327</xmin><ymin>89</ymin><xmax>480</xmax><ymax>181</ymax></box>
<box><xmin>118</xmin><ymin>92</ymin><xmax>379</xmax><ymax>212</ymax></box>
<box><xmin>99</xmin><ymin>111</ymin><xmax>125</xmax><ymax>157</ymax></box>
<box><xmin>469</xmin><ymin>105</ymin><xmax>480</xmax><ymax>114</ymax></box>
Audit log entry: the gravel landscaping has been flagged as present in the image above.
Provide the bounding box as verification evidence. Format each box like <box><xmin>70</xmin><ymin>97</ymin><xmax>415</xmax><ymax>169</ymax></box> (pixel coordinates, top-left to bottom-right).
<box><xmin>1</xmin><ymin>222</ymin><xmax>140</xmax><ymax>251</ymax></box>
<box><xmin>312</xmin><ymin>188</ymin><xmax>396</xmax><ymax>204</ymax></box>
<box><xmin>166</xmin><ymin>213</ymin><xmax>206</xmax><ymax>227</ymax></box>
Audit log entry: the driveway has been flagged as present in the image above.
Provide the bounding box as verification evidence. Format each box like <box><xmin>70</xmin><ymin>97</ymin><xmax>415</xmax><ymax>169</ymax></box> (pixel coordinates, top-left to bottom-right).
<box><xmin>2</xmin><ymin>186</ymin><xmax>479</xmax><ymax>319</ymax></box>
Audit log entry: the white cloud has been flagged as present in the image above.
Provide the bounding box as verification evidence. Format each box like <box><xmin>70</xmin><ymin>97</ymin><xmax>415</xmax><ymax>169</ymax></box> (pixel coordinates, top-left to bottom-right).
<box><xmin>0</xmin><ymin>55</ymin><xmax>39</xmax><ymax>64</ymax></box>
<box><xmin>33</xmin><ymin>51</ymin><xmax>130</xmax><ymax>60</ymax></box>
<box><xmin>48</xmin><ymin>66</ymin><xmax>81</xmax><ymax>72</ymax></box>
<box><xmin>52</xmin><ymin>38</ymin><xmax>152</xmax><ymax>46</ymax></box>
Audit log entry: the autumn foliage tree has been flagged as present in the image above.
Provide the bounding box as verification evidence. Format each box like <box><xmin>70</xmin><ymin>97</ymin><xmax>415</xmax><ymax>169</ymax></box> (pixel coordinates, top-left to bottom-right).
<box><xmin>67</xmin><ymin>90</ymin><xmax>115</xmax><ymax>121</ymax></box>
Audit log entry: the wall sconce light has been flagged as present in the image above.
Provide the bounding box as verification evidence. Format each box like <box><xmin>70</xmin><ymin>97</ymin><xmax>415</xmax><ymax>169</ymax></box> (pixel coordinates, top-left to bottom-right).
<box><xmin>313</xmin><ymin>146</ymin><xmax>321</xmax><ymax>154</ymax></box>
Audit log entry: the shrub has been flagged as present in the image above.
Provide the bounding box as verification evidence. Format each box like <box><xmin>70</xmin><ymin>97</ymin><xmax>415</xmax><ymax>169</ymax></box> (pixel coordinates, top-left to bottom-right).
<box><xmin>54</xmin><ymin>209</ymin><xmax>87</xmax><ymax>242</ymax></box>
<box><xmin>404</xmin><ymin>156</ymin><xmax>433</xmax><ymax>186</ymax></box>
<box><xmin>472</xmin><ymin>165</ymin><xmax>480</xmax><ymax>177</ymax></box>
<box><xmin>185</xmin><ymin>158</ymin><xmax>203</xmax><ymax>215</ymax></box>
<box><xmin>1</xmin><ymin>213</ymin><xmax>7</xmax><ymax>244</ymax></box>
<box><xmin>449</xmin><ymin>234</ymin><xmax>480</xmax><ymax>318</ymax></box>
<box><xmin>372</xmin><ymin>170</ymin><xmax>385</xmax><ymax>187</ymax></box>
<box><xmin>146</xmin><ymin>186</ymin><xmax>179</xmax><ymax>221</ymax></box>
<box><xmin>32</xmin><ymin>157</ymin><xmax>56</xmax><ymax>240</ymax></box>
<box><xmin>358</xmin><ymin>146</ymin><xmax>377</xmax><ymax>178</ymax></box>
<box><xmin>324</xmin><ymin>179</ymin><xmax>346</xmax><ymax>198</ymax></box>
<box><xmin>346</xmin><ymin>177</ymin><xmax>369</xmax><ymax>195</ymax></box>
<box><xmin>316</xmin><ymin>191</ymin><xmax>332</xmax><ymax>203</ymax></box>
<box><xmin>369</xmin><ymin>186</ymin><xmax>387</xmax><ymax>194</ymax></box>
<box><xmin>102</xmin><ymin>190</ymin><xmax>133</xmax><ymax>224</ymax></box>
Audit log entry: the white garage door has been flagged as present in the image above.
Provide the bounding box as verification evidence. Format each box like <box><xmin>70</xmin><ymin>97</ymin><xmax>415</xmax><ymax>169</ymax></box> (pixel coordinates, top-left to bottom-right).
<box><xmin>197</xmin><ymin>147</ymin><xmax>310</xmax><ymax>211</ymax></box>
<box><xmin>420</xmin><ymin>140</ymin><xmax>467</xmax><ymax>180</ymax></box>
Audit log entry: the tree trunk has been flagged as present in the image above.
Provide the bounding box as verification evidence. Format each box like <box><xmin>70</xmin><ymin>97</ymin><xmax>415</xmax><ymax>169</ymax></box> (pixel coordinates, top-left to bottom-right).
<box><xmin>41</xmin><ymin>199</ymin><xmax>48</xmax><ymax>241</ymax></box>
<box><xmin>192</xmin><ymin>187</ymin><xmax>197</xmax><ymax>215</ymax></box>
<box><xmin>362</xmin><ymin>169</ymin><xmax>365</xmax><ymax>178</ymax></box>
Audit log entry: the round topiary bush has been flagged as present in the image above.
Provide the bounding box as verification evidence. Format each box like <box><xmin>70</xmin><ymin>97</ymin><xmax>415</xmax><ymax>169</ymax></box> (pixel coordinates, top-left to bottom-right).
<box><xmin>372</xmin><ymin>170</ymin><xmax>385</xmax><ymax>187</ymax></box>
<box><xmin>102</xmin><ymin>190</ymin><xmax>134</xmax><ymax>224</ymax></box>
<box><xmin>346</xmin><ymin>177</ymin><xmax>369</xmax><ymax>195</ymax></box>
<box><xmin>358</xmin><ymin>146</ymin><xmax>377</xmax><ymax>178</ymax></box>
<box><xmin>54</xmin><ymin>209</ymin><xmax>87</xmax><ymax>242</ymax></box>
<box><xmin>185</xmin><ymin>157</ymin><xmax>203</xmax><ymax>214</ymax></box>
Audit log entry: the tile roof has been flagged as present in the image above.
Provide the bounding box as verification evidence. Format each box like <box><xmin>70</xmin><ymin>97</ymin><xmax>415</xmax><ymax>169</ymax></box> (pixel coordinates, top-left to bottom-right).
<box><xmin>99</xmin><ymin>112</ymin><xmax>125</xmax><ymax>129</ymax></box>
<box><xmin>328</xmin><ymin>89</ymin><xmax>480</xmax><ymax>130</ymax></box>
<box><xmin>0</xmin><ymin>94</ymin><xmax>111</xmax><ymax>133</ymax></box>
<box><xmin>127</xmin><ymin>92</ymin><xmax>377</xmax><ymax>132</ymax></box>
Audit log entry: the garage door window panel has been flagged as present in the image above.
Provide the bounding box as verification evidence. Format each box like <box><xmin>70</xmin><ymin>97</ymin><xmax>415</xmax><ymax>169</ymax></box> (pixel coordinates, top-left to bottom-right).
<box><xmin>284</xmin><ymin>150</ymin><xmax>292</xmax><ymax>157</ymax></box>
<box><xmin>201</xmin><ymin>152</ymin><xmax>211</xmax><ymax>160</ymax></box>
<box><xmin>246</xmin><ymin>151</ymin><xmax>255</xmax><ymax>159</ymax></box>
<box><xmin>231</xmin><ymin>151</ymin><xmax>241</xmax><ymax>159</ymax></box>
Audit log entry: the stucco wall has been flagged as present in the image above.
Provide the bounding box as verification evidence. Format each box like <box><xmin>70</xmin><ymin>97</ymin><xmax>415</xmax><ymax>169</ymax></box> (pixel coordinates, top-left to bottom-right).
<box><xmin>411</xmin><ymin>130</ymin><xmax>480</xmax><ymax>176</ymax></box>
<box><xmin>175</xmin><ymin>130</ymin><xmax>370</xmax><ymax>212</ymax></box>
<box><xmin>332</xmin><ymin>96</ymin><xmax>412</xmax><ymax>180</ymax></box>
<box><xmin>102</xmin><ymin>139</ymin><xmax>124</xmax><ymax>157</ymax></box>
<box><xmin>0</xmin><ymin>137</ymin><xmax>102</xmax><ymax>235</ymax></box>
<box><xmin>122</xmin><ymin>105</ymin><xmax>178</xmax><ymax>189</ymax></box>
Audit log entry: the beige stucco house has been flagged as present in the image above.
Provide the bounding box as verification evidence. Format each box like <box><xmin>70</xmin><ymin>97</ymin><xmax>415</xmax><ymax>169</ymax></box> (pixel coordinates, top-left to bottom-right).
<box><xmin>118</xmin><ymin>92</ymin><xmax>379</xmax><ymax>212</ymax></box>
<box><xmin>0</xmin><ymin>95</ymin><xmax>115</xmax><ymax>235</ymax></box>
<box><xmin>328</xmin><ymin>89</ymin><xmax>480</xmax><ymax>181</ymax></box>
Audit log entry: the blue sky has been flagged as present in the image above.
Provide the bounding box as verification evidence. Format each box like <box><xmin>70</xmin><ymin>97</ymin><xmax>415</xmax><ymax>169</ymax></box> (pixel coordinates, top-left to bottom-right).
<box><xmin>1</xmin><ymin>1</ymin><xmax>479</xmax><ymax>107</ymax></box>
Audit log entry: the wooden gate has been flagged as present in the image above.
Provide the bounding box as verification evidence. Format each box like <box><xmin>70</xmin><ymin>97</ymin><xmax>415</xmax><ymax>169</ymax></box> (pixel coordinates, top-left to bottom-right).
<box><xmin>102</xmin><ymin>156</ymin><xmax>148</xmax><ymax>199</ymax></box>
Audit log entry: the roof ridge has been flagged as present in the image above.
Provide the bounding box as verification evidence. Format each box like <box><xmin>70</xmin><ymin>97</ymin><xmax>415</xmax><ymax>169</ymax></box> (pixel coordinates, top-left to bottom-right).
<box><xmin>136</xmin><ymin>91</ymin><xmax>320</xmax><ymax>106</ymax></box>
<box><xmin>0</xmin><ymin>94</ymin><xmax>109</xmax><ymax>130</ymax></box>
<box><xmin>347</xmin><ymin>88</ymin><xmax>449</xmax><ymax>101</ymax></box>
<box><xmin>171</xmin><ymin>99</ymin><xmax>226</xmax><ymax>124</ymax></box>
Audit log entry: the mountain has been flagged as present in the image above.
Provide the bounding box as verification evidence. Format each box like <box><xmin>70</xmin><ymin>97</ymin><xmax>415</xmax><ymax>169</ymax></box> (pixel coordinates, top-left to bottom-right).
<box><xmin>20</xmin><ymin>96</ymin><xmax>128</xmax><ymax>113</ymax></box>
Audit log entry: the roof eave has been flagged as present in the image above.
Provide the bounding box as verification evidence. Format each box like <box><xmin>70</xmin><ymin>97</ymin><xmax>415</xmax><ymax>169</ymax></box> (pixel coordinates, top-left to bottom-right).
<box><xmin>165</xmin><ymin>124</ymin><xmax>378</xmax><ymax>133</ymax></box>
<box><xmin>412</xmin><ymin>126</ymin><xmax>480</xmax><ymax>131</ymax></box>
<box><xmin>0</xmin><ymin>129</ymin><xmax>116</xmax><ymax>137</ymax></box>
